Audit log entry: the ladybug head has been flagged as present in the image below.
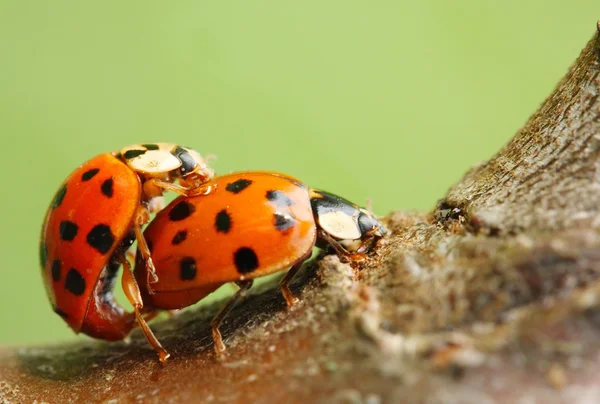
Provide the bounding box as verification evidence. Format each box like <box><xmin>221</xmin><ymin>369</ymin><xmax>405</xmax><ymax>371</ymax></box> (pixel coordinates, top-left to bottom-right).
<box><xmin>173</xmin><ymin>146</ymin><xmax>215</xmax><ymax>185</ymax></box>
<box><xmin>357</xmin><ymin>208</ymin><xmax>387</xmax><ymax>238</ymax></box>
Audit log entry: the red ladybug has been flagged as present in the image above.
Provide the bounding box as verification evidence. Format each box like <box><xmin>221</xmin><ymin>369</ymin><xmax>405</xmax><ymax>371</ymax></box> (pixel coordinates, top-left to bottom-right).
<box><xmin>134</xmin><ymin>171</ymin><xmax>387</xmax><ymax>360</ymax></box>
<box><xmin>40</xmin><ymin>143</ymin><xmax>215</xmax><ymax>362</ymax></box>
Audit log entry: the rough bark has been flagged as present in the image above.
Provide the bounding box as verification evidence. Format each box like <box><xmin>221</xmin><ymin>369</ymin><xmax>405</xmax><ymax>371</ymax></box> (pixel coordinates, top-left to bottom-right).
<box><xmin>3</xmin><ymin>23</ymin><xmax>600</xmax><ymax>404</ymax></box>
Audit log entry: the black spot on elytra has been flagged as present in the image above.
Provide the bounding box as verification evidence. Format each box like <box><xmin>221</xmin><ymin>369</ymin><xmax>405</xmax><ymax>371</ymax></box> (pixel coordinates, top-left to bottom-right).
<box><xmin>52</xmin><ymin>184</ymin><xmax>67</xmax><ymax>209</ymax></box>
<box><xmin>273</xmin><ymin>212</ymin><xmax>296</xmax><ymax>232</ymax></box>
<box><xmin>86</xmin><ymin>224</ymin><xmax>115</xmax><ymax>254</ymax></box>
<box><xmin>266</xmin><ymin>190</ymin><xmax>295</xmax><ymax>207</ymax></box>
<box><xmin>169</xmin><ymin>201</ymin><xmax>196</xmax><ymax>221</ymax></box>
<box><xmin>123</xmin><ymin>149</ymin><xmax>146</xmax><ymax>159</ymax></box>
<box><xmin>65</xmin><ymin>269</ymin><xmax>86</xmax><ymax>296</ymax></box>
<box><xmin>53</xmin><ymin>306</ymin><xmax>69</xmax><ymax>319</ymax></box>
<box><xmin>215</xmin><ymin>209</ymin><xmax>232</xmax><ymax>233</ymax></box>
<box><xmin>172</xmin><ymin>230</ymin><xmax>187</xmax><ymax>245</ymax></box>
<box><xmin>101</xmin><ymin>178</ymin><xmax>114</xmax><ymax>197</ymax></box>
<box><xmin>226</xmin><ymin>179</ymin><xmax>253</xmax><ymax>194</ymax></box>
<box><xmin>234</xmin><ymin>247</ymin><xmax>259</xmax><ymax>274</ymax></box>
<box><xmin>39</xmin><ymin>243</ymin><xmax>48</xmax><ymax>268</ymax></box>
<box><xmin>51</xmin><ymin>259</ymin><xmax>61</xmax><ymax>282</ymax></box>
<box><xmin>141</xmin><ymin>143</ymin><xmax>160</xmax><ymax>150</ymax></box>
<box><xmin>59</xmin><ymin>221</ymin><xmax>78</xmax><ymax>241</ymax></box>
<box><xmin>81</xmin><ymin>168</ymin><xmax>100</xmax><ymax>181</ymax></box>
<box><xmin>180</xmin><ymin>257</ymin><xmax>197</xmax><ymax>280</ymax></box>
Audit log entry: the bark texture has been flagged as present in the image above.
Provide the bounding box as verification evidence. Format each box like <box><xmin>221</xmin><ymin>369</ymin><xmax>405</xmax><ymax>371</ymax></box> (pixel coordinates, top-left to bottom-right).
<box><xmin>2</xmin><ymin>23</ymin><xmax>600</xmax><ymax>404</ymax></box>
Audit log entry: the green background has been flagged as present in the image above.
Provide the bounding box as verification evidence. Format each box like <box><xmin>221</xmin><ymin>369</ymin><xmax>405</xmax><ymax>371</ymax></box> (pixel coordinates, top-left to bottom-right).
<box><xmin>0</xmin><ymin>1</ymin><xmax>597</xmax><ymax>345</ymax></box>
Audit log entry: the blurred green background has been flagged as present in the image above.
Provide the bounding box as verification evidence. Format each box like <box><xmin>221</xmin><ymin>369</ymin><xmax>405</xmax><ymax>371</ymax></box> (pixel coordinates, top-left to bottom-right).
<box><xmin>0</xmin><ymin>1</ymin><xmax>598</xmax><ymax>345</ymax></box>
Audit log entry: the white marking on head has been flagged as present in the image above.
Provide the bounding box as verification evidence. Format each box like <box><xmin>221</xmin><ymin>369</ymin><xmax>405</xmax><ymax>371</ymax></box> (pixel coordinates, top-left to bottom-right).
<box><xmin>318</xmin><ymin>211</ymin><xmax>361</xmax><ymax>240</ymax></box>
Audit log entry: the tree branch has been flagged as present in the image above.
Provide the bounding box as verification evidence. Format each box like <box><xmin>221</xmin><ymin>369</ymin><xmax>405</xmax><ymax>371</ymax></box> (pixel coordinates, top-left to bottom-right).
<box><xmin>3</xmin><ymin>23</ymin><xmax>600</xmax><ymax>404</ymax></box>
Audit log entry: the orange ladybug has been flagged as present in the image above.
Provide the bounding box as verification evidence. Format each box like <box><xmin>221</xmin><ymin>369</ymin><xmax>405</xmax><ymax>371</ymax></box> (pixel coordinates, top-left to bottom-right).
<box><xmin>134</xmin><ymin>171</ymin><xmax>387</xmax><ymax>360</ymax></box>
<box><xmin>40</xmin><ymin>143</ymin><xmax>215</xmax><ymax>362</ymax></box>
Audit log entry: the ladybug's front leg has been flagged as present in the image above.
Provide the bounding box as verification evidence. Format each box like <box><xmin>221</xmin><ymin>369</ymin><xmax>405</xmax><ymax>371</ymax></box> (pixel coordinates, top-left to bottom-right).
<box><xmin>317</xmin><ymin>230</ymin><xmax>367</xmax><ymax>263</ymax></box>
<box><xmin>143</xmin><ymin>179</ymin><xmax>213</xmax><ymax>198</ymax></box>
<box><xmin>133</xmin><ymin>206</ymin><xmax>158</xmax><ymax>293</ymax></box>
<box><xmin>355</xmin><ymin>233</ymin><xmax>382</xmax><ymax>255</ymax></box>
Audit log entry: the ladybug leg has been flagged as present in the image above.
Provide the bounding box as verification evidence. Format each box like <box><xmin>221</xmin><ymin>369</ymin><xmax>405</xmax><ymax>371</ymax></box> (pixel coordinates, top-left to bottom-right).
<box><xmin>211</xmin><ymin>280</ymin><xmax>253</xmax><ymax>356</ymax></box>
<box><xmin>355</xmin><ymin>233</ymin><xmax>380</xmax><ymax>254</ymax></box>
<box><xmin>144</xmin><ymin>179</ymin><xmax>213</xmax><ymax>198</ymax></box>
<box><xmin>133</xmin><ymin>206</ymin><xmax>158</xmax><ymax>292</ymax></box>
<box><xmin>317</xmin><ymin>230</ymin><xmax>367</xmax><ymax>262</ymax></box>
<box><xmin>119</xmin><ymin>256</ymin><xmax>170</xmax><ymax>363</ymax></box>
<box><xmin>279</xmin><ymin>251</ymin><xmax>312</xmax><ymax>307</ymax></box>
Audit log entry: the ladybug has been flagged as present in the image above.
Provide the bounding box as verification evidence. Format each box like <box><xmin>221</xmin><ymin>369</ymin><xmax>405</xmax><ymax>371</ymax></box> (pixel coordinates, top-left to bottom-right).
<box><xmin>40</xmin><ymin>143</ymin><xmax>215</xmax><ymax>362</ymax></box>
<box><xmin>134</xmin><ymin>171</ymin><xmax>387</xmax><ymax>360</ymax></box>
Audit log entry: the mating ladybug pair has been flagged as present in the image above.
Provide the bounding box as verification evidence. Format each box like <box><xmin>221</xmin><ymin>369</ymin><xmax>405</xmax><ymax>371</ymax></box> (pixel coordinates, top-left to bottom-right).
<box><xmin>40</xmin><ymin>143</ymin><xmax>387</xmax><ymax>363</ymax></box>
